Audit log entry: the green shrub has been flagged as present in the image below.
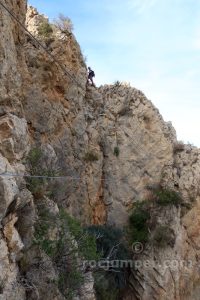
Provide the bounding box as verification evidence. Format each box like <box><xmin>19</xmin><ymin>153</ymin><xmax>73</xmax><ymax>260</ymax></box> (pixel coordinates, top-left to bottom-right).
<box><xmin>128</xmin><ymin>187</ymin><xmax>182</xmax><ymax>249</ymax></box>
<box><xmin>129</xmin><ymin>203</ymin><xmax>150</xmax><ymax>244</ymax></box>
<box><xmin>26</xmin><ymin>147</ymin><xmax>61</xmax><ymax>198</ymax></box>
<box><xmin>56</xmin><ymin>210</ymin><xmax>98</xmax><ymax>298</ymax></box>
<box><xmin>84</xmin><ymin>151</ymin><xmax>99</xmax><ymax>162</ymax></box>
<box><xmin>26</xmin><ymin>148</ymin><xmax>45</xmax><ymax>197</ymax></box>
<box><xmin>145</xmin><ymin>185</ymin><xmax>183</xmax><ymax>207</ymax></box>
<box><xmin>27</xmin><ymin>148</ymin><xmax>43</xmax><ymax>169</ymax></box>
<box><xmin>127</xmin><ymin>187</ymin><xmax>182</xmax><ymax>253</ymax></box>
<box><xmin>114</xmin><ymin>146</ymin><xmax>120</xmax><ymax>157</ymax></box>
<box><xmin>59</xmin><ymin>209</ymin><xmax>99</xmax><ymax>261</ymax></box>
<box><xmin>94</xmin><ymin>272</ymin><xmax>120</xmax><ymax>300</ymax></box>
<box><xmin>34</xmin><ymin>206</ymin><xmax>98</xmax><ymax>299</ymax></box>
<box><xmin>57</xmin><ymin>270</ymin><xmax>83</xmax><ymax>300</ymax></box>
<box><xmin>152</xmin><ymin>225</ymin><xmax>175</xmax><ymax>248</ymax></box>
<box><xmin>38</xmin><ymin>20</ymin><xmax>53</xmax><ymax>38</ymax></box>
<box><xmin>86</xmin><ymin>225</ymin><xmax>129</xmax><ymax>260</ymax></box>
<box><xmin>155</xmin><ymin>189</ymin><xmax>182</xmax><ymax>207</ymax></box>
<box><xmin>34</xmin><ymin>206</ymin><xmax>57</xmax><ymax>257</ymax></box>
<box><xmin>87</xmin><ymin>225</ymin><xmax>129</xmax><ymax>300</ymax></box>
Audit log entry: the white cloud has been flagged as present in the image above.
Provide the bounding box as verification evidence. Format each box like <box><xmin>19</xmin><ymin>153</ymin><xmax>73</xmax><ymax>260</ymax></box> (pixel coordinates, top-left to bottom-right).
<box><xmin>129</xmin><ymin>0</ymin><xmax>158</xmax><ymax>13</ymax></box>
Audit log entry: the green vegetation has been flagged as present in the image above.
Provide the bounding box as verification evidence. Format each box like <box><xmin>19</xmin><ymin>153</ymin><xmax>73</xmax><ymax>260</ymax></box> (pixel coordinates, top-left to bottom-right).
<box><xmin>27</xmin><ymin>147</ymin><xmax>43</xmax><ymax>168</ymax></box>
<box><xmin>26</xmin><ymin>144</ymin><xmax>182</xmax><ymax>299</ymax></box>
<box><xmin>26</xmin><ymin>147</ymin><xmax>60</xmax><ymax>198</ymax></box>
<box><xmin>84</xmin><ymin>151</ymin><xmax>99</xmax><ymax>162</ymax></box>
<box><xmin>34</xmin><ymin>205</ymin><xmax>98</xmax><ymax>299</ymax></box>
<box><xmin>26</xmin><ymin>146</ymin><xmax>136</xmax><ymax>298</ymax></box>
<box><xmin>155</xmin><ymin>188</ymin><xmax>182</xmax><ymax>207</ymax></box>
<box><xmin>87</xmin><ymin>225</ymin><xmax>130</xmax><ymax>300</ymax></box>
<box><xmin>128</xmin><ymin>187</ymin><xmax>182</xmax><ymax>248</ymax></box>
<box><xmin>26</xmin><ymin>148</ymin><xmax>45</xmax><ymax>197</ymax></box>
<box><xmin>59</xmin><ymin>209</ymin><xmax>99</xmax><ymax>261</ymax></box>
<box><xmin>38</xmin><ymin>20</ymin><xmax>53</xmax><ymax>38</ymax></box>
<box><xmin>94</xmin><ymin>273</ymin><xmax>120</xmax><ymax>300</ymax></box>
<box><xmin>58</xmin><ymin>271</ymin><xmax>83</xmax><ymax>300</ymax></box>
<box><xmin>86</xmin><ymin>225</ymin><xmax>129</xmax><ymax>260</ymax></box>
<box><xmin>34</xmin><ymin>206</ymin><xmax>57</xmax><ymax>257</ymax></box>
<box><xmin>114</xmin><ymin>146</ymin><xmax>120</xmax><ymax>157</ymax></box>
<box><xmin>34</xmin><ymin>207</ymin><xmax>99</xmax><ymax>262</ymax></box>
<box><xmin>128</xmin><ymin>202</ymin><xmax>150</xmax><ymax>244</ymax></box>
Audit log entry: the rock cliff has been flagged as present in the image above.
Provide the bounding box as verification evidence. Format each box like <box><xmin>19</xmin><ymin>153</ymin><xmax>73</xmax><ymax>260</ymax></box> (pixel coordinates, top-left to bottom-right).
<box><xmin>0</xmin><ymin>1</ymin><xmax>200</xmax><ymax>300</ymax></box>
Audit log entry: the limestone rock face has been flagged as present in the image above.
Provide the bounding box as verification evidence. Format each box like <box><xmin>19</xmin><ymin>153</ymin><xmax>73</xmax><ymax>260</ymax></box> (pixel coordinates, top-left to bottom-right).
<box><xmin>0</xmin><ymin>236</ymin><xmax>25</xmax><ymax>300</ymax></box>
<box><xmin>0</xmin><ymin>155</ymin><xmax>19</xmax><ymax>221</ymax></box>
<box><xmin>3</xmin><ymin>213</ymin><xmax>24</xmax><ymax>261</ymax></box>
<box><xmin>26</xmin><ymin>6</ymin><xmax>49</xmax><ymax>36</ymax></box>
<box><xmin>125</xmin><ymin>204</ymin><xmax>200</xmax><ymax>300</ymax></box>
<box><xmin>0</xmin><ymin>1</ymin><xmax>200</xmax><ymax>300</ymax></box>
<box><xmin>0</xmin><ymin>0</ymin><xmax>27</xmax><ymax>116</ymax></box>
<box><xmin>0</xmin><ymin>114</ymin><xmax>29</xmax><ymax>161</ymax></box>
<box><xmin>78</xmin><ymin>272</ymin><xmax>96</xmax><ymax>300</ymax></box>
<box><xmin>162</xmin><ymin>144</ymin><xmax>200</xmax><ymax>201</ymax></box>
<box><xmin>97</xmin><ymin>84</ymin><xmax>175</xmax><ymax>225</ymax></box>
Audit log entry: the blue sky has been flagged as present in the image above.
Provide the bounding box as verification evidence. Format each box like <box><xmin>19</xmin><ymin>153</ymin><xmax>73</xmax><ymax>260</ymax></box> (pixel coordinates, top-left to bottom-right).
<box><xmin>28</xmin><ymin>0</ymin><xmax>200</xmax><ymax>146</ymax></box>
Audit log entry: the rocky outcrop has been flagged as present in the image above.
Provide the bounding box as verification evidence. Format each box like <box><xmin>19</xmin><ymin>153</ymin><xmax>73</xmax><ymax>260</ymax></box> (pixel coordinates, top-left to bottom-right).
<box><xmin>0</xmin><ymin>0</ymin><xmax>27</xmax><ymax>117</ymax></box>
<box><xmin>126</xmin><ymin>202</ymin><xmax>200</xmax><ymax>300</ymax></box>
<box><xmin>0</xmin><ymin>114</ymin><xmax>29</xmax><ymax>161</ymax></box>
<box><xmin>97</xmin><ymin>84</ymin><xmax>175</xmax><ymax>225</ymax></box>
<box><xmin>0</xmin><ymin>1</ymin><xmax>200</xmax><ymax>300</ymax></box>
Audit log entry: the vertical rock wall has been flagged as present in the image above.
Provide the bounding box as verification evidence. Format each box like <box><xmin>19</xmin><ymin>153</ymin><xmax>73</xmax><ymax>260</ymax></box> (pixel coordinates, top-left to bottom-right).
<box><xmin>0</xmin><ymin>2</ymin><xmax>200</xmax><ymax>300</ymax></box>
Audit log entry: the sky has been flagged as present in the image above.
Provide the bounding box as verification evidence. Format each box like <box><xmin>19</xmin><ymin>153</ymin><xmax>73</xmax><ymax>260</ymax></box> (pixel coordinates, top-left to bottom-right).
<box><xmin>28</xmin><ymin>0</ymin><xmax>200</xmax><ymax>147</ymax></box>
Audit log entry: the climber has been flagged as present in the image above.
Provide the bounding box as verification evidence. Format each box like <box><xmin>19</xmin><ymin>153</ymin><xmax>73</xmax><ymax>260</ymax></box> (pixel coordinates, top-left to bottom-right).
<box><xmin>87</xmin><ymin>67</ymin><xmax>95</xmax><ymax>86</ymax></box>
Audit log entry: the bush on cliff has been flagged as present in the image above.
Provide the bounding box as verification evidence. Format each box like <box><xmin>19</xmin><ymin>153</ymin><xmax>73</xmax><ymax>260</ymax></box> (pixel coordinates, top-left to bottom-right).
<box><xmin>128</xmin><ymin>187</ymin><xmax>182</xmax><ymax>249</ymax></box>
<box><xmin>86</xmin><ymin>225</ymin><xmax>129</xmax><ymax>260</ymax></box>
<box><xmin>86</xmin><ymin>225</ymin><xmax>130</xmax><ymax>300</ymax></box>
<box><xmin>114</xmin><ymin>146</ymin><xmax>120</xmax><ymax>157</ymax></box>
<box><xmin>84</xmin><ymin>151</ymin><xmax>99</xmax><ymax>162</ymax></box>
<box><xmin>128</xmin><ymin>202</ymin><xmax>150</xmax><ymax>244</ymax></box>
<box><xmin>54</xmin><ymin>13</ymin><xmax>74</xmax><ymax>34</ymax></box>
<box><xmin>154</xmin><ymin>188</ymin><xmax>182</xmax><ymax>207</ymax></box>
<box><xmin>33</xmin><ymin>205</ymin><xmax>98</xmax><ymax>299</ymax></box>
<box><xmin>26</xmin><ymin>147</ymin><xmax>61</xmax><ymax>198</ymax></box>
<box><xmin>38</xmin><ymin>20</ymin><xmax>53</xmax><ymax>38</ymax></box>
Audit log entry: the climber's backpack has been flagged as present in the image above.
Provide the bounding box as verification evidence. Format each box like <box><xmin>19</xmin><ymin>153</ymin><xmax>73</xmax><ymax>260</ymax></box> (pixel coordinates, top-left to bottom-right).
<box><xmin>90</xmin><ymin>70</ymin><xmax>95</xmax><ymax>77</ymax></box>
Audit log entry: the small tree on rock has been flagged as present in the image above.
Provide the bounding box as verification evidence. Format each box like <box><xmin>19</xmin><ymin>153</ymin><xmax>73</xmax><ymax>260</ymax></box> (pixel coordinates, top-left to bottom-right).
<box><xmin>54</xmin><ymin>14</ymin><xmax>74</xmax><ymax>34</ymax></box>
<box><xmin>38</xmin><ymin>20</ymin><xmax>53</xmax><ymax>38</ymax></box>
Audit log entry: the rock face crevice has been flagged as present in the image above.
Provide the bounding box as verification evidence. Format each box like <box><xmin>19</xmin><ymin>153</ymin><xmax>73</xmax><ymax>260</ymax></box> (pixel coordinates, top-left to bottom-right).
<box><xmin>0</xmin><ymin>2</ymin><xmax>200</xmax><ymax>300</ymax></box>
